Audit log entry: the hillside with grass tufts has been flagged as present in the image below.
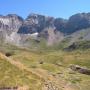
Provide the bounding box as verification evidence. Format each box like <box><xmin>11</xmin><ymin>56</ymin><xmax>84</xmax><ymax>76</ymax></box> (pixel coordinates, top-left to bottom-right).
<box><xmin>0</xmin><ymin>43</ymin><xmax>90</xmax><ymax>90</ymax></box>
<box><xmin>0</xmin><ymin>12</ymin><xmax>90</xmax><ymax>90</ymax></box>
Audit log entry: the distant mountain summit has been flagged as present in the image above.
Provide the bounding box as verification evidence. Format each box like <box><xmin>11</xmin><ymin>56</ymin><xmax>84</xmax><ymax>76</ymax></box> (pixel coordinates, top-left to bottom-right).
<box><xmin>66</xmin><ymin>13</ymin><xmax>90</xmax><ymax>33</ymax></box>
<box><xmin>0</xmin><ymin>12</ymin><xmax>90</xmax><ymax>47</ymax></box>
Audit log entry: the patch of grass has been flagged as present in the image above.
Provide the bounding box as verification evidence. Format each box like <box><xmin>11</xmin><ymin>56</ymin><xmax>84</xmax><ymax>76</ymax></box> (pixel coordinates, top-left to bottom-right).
<box><xmin>40</xmin><ymin>63</ymin><xmax>60</xmax><ymax>73</ymax></box>
<box><xmin>0</xmin><ymin>54</ymin><xmax>43</xmax><ymax>90</ymax></box>
<box><xmin>1</xmin><ymin>43</ymin><xmax>90</xmax><ymax>90</ymax></box>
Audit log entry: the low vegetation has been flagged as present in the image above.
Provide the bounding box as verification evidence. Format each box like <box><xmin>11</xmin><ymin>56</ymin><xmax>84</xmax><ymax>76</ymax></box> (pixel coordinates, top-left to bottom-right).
<box><xmin>0</xmin><ymin>43</ymin><xmax>90</xmax><ymax>90</ymax></box>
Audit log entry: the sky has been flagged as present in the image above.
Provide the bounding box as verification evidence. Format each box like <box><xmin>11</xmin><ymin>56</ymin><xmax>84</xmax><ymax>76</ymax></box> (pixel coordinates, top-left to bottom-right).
<box><xmin>0</xmin><ymin>0</ymin><xmax>90</xmax><ymax>19</ymax></box>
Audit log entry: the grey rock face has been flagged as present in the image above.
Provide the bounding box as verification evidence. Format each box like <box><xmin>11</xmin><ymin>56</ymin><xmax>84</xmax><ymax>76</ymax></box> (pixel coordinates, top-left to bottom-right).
<box><xmin>0</xmin><ymin>13</ymin><xmax>90</xmax><ymax>47</ymax></box>
<box><xmin>66</xmin><ymin>13</ymin><xmax>90</xmax><ymax>33</ymax></box>
<box><xmin>40</xmin><ymin>27</ymin><xmax>64</xmax><ymax>46</ymax></box>
<box><xmin>54</xmin><ymin>18</ymin><xmax>67</xmax><ymax>32</ymax></box>
<box><xmin>0</xmin><ymin>14</ymin><xmax>23</xmax><ymax>32</ymax></box>
<box><xmin>18</xmin><ymin>13</ymin><xmax>55</xmax><ymax>34</ymax></box>
<box><xmin>0</xmin><ymin>14</ymin><xmax>23</xmax><ymax>44</ymax></box>
<box><xmin>17</xmin><ymin>13</ymin><xmax>64</xmax><ymax>46</ymax></box>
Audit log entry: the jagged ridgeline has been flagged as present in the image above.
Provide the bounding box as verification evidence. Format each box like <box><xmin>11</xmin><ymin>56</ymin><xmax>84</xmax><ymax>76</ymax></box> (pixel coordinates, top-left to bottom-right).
<box><xmin>0</xmin><ymin>13</ymin><xmax>90</xmax><ymax>50</ymax></box>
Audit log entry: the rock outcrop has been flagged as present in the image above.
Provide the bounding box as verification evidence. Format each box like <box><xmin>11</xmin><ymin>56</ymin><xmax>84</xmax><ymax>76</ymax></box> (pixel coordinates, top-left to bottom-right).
<box><xmin>70</xmin><ymin>65</ymin><xmax>90</xmax><ymax>75</ymax></box>
<box><xmin>16</xmin><ymin>13</ymin><xmax>64</xmax><ymax>45</ymax></box>
<box><xmin>0</xmin><ymin>14</ymin><xmax>23</xmax><ymax>44</ymax></box>
<box><xmin>66</xmin><ymin>13</ymin><xmax>90</xmax><ymax>33</ymax></box>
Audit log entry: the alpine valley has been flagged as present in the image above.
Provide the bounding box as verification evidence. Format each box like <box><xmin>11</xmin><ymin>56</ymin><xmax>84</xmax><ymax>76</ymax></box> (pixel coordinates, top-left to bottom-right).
<box><xmin>0</xmin><ymin>13</ymin><xmax>90</xmax><ymax>90</ymax></box>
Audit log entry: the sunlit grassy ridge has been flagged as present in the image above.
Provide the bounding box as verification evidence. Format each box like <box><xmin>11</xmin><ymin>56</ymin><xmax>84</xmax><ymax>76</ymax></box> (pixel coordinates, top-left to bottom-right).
<box><xmin>0</xmin><ymin>53</ymin><xmax>43</xmax><ymax>90</ymax></box>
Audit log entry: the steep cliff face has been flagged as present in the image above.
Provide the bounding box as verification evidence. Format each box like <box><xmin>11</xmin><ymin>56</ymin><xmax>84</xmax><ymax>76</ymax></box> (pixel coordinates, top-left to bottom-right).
<box><xmin>0</xmin><ymin>14</ymin><xmax>23</xmax><ymax>32</ymax></box>
<box><xmin>0</xmin><ymin>14</ymin><xmax>23</xmax><ymax>44</ymax></box>
<box><xmin>65</xmin><ymin>13</ymin><xmax>90</xmax><ymax>33</ymax></box>
<box><xmin>18</xmin><ymin>13</ymin><xmax>55</xmax><ymax>34</ymax></box>
<box><xmin>54</xmin><ymin>18</ymin><xmax>67</xmax><ymax>33</ymax></box>
<box><xmin>17</xmin><ymin>14</ymin><xmax>64</xmax><ymax>46</ymax></box>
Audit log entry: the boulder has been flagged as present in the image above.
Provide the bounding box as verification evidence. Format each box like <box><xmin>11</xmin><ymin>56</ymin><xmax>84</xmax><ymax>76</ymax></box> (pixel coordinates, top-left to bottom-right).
<box><xmin>70</xmin><ymin>65</ymin><xmax>90</xmax><ymax>75</ymax></box>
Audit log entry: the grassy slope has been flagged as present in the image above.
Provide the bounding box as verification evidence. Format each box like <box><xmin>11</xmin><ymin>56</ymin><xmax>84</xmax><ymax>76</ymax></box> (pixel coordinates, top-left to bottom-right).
<box><xmin>0</xmin><ymin>53</ymin><xmax>43</xmax><ymax>90</ymax></box>
<box><xmin>11</xmin><ymin>49</ymin><xmax>90</xmax><ymax>90</ymax></box>
<box><xmin>0</xmin><ymin>42</ymin><xmax>90</xmax><ymax>90</ymax></box>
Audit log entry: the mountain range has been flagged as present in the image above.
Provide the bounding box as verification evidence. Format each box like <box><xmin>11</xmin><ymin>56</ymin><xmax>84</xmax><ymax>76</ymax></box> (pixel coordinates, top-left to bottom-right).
<box><xmin>0</xmin><ymin>12</ymin><xmax>90</xmax><ymax>48</ymax></box>
<box><xmin>0</xmin><ymin>12</ymin><xmax>90</xmax><ymax>90</ymax></box>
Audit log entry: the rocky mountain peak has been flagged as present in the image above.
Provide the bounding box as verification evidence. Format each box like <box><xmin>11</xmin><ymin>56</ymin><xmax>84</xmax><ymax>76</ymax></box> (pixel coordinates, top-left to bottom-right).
<box><xmin>0</xmin><ymin>12</ymin><xmax>90</xmax><ymax>46</ymax></box>
<box><xmin>0</xmin><ymin>14</ymin><xmax>23</xmax><ymax>30</ymax></box>
<box><xmin>18</xmin><ymin>13</ymin><xmax>55</xmax><ymax>34</ymax></box>
<box><xmin>0</xmin><ymin>14</ymin><xmax>24</xmax><ymax>45</ymax></box>
<box><xmin>66</xmin><ymin>13</ymin><xmax>90</xmax><ymax>33</ymax></box>
<box><xmin>6</xmin><ymin>14</ymin><xmax>24</xmax><ymax>21</ymax></box>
